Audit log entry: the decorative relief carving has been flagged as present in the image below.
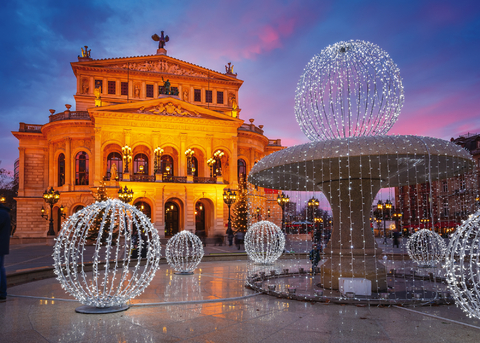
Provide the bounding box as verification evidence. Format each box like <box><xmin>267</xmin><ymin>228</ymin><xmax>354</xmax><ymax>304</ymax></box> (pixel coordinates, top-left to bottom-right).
<box><xmin>53</xmin><ymin>140</ymin><xmax>66</xmax><ymax>152</ymax></box>
<box><xmin>109</xmin><ymin>60</ymin><xmax>209</xmax><ymax>78</ymax></box>
<box><xmin>136</xmin><ymin>102</ymin><xmax>201</xmax><ymax>117</ymax></box>
<box><xmin>81</xmin><ymin>78</ymin><xmax>89</xmax><ymax>94</ymax></box>
<box><xmin>72</xmin><ymin>139</ymin><xmax>92</xmax><ymax>151</ymax></box>
<box><xmin>134</xmin><ymin>83</ymin><xmax>141</xmax><ymax>98</ymax></box>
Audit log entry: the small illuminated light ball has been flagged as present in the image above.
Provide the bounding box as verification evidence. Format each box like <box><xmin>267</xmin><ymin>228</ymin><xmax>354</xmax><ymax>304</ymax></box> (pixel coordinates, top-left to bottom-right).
<box><xmin>445</xmin><ymin>211</ymin><xmax>480</xmax><ymax>319</ymax></box>
<box><xmin>295</xmin><ymin>40</ymin><xmax>404</xmax><ymax>141</ymax></box>
<box><xmin>165</xmin><ymin>230</ymin><xmax>204</xmax><ymax>275</ymax></box>
<box><xmin>406</xmin><ymin>229</ymin><xmax>446</xmax><ymax>266</ymax></box>
<box><xmin>53</xmin><ymin>199</ymin><xmax>161</xmax><ymax>313</ymax></box>
<box><xmin>245</xmin><ymin>220</ymin><xmax>285</xmax><ymax>264</ymax></box>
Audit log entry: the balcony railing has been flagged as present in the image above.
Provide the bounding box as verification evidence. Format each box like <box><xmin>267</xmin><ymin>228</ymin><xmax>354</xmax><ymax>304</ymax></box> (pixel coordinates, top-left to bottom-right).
<box><xmin>193</xmin><ymin>176</ymin><xmax>217</xmax><ymax>184</ymax></box>
<box><xmin>130</xmin><ymin>174</ymin><xmax>155</xmax><ymax>182</ymax></box>
<box><xmin>19</xmin><ymin>123</ymin><xmax>42</xmax><ymax>133</ymax></box>
<box><xmin>49</xmin><ymin>111</ymin><xmax>90</xmax><ymax>123</ymax></box>
<box><xmin>162</xmin><ymin>175</ymin><xmax>187</xmax><ymax>183</ymax></box>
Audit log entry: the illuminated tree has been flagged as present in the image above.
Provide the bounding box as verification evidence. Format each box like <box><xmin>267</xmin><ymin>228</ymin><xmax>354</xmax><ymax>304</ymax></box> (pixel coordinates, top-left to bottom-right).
<box><xmin>232</xmin><ymin>177</ymin><xmax>249</xmax><ymax>232</ymax></box>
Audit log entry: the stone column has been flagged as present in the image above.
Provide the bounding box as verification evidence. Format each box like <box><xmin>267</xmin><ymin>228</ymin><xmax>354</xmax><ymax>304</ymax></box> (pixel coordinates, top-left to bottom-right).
<box><xmin>43</xmin><ymin>148</ymin><xmax>48</xmax><ymax>190</ymax></box>
<box><xmin>179</xmin><ymin>134</ymin><xmax>187</xmax><ymax>177</ymax></box>
<box><xmin>206</xmin><ymin>134</ymin><xmax>213</xmax><ymax>177</ymax></box>
<box><xmin>94</xmin><ymin>127</ymin><xmax>102</xmax><ymax>185</ymax></box>
<box><xmin>89</xmin><ymin>77</ymin><xmax>94</xmax><ymax>95</ymax></box>
<box><xmin>65</xmin><ymin>138</ymin><xmax>71</xmax><ymax>191</ymax></box>
<box><xmin>48</xmin><ymin>142</ymin><xmax>54</xmax><ymax>187</ymax></box>
<box><xmin>18</xmin><ymin>147</ymin><xmax>25</xmax><ymax>196</ymax></box>
<box><xmin>230</xmin><ymin>136</ymin><xmax>238</xmax><ymax>188</ymax></box>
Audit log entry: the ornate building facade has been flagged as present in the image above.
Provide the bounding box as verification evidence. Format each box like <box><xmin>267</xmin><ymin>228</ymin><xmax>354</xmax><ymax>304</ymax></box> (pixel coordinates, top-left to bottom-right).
<box><xmin>12</xmin><ymin>40</ymin><xmax>284</xmax><ymax>241</ymax></box>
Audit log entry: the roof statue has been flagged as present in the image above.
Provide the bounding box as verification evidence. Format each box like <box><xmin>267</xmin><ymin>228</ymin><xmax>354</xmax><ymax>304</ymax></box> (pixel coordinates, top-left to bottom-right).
<box><xmin>152</xmin><ymin>31</ymin><xmax>169</xmax><ymax>49</ymax></box>
<box><xmin>78</xmin><ymin>45</ymin><xmax>92</xmax><ymax>61</ymax></box>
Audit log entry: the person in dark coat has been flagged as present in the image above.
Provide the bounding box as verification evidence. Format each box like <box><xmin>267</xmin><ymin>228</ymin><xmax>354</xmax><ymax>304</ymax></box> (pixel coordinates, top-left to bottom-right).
<box><xmin>309</xmin><ymin>243</ymin><xmax>321</xmax><ymax>273</ymax></box>
<box><xmin>235</xmin><ymin>230</ymin><xmax>244</xmax><ymax>250</ymax></box>
<box><xmin>226</xmin><ymin>227</ymin><xmax>234</xmax><ymax>246</ymax></box>
<box><xmin>392</xmin><ymin>229</ymin><xmax>401</xmax><ymax>248</ymax></box>
<box><xmin>0</xmin><ymin>203</ymin><xmax>11</xmax><ymax>301</ymax></box>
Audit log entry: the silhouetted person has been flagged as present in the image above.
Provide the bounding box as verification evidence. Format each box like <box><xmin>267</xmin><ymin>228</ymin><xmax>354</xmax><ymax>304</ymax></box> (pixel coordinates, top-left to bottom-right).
<box><xmin>393</xmin><ymin>229</ymin><xmax>401</xmax><ymax>248</ymax></box>
<box><xmin>235</xmin><ymin>231</ymin><xmax>244</xmax><ymax>250</ymax></box>
<box><xmin>226</xmin><ymin>227</ymin><xmax>234</xmax><ymax>246</ymax></box>
<box><xmin>0</xmin><ymin>203</ymin><xmax>11</xmax><ymax>302</ymax></box>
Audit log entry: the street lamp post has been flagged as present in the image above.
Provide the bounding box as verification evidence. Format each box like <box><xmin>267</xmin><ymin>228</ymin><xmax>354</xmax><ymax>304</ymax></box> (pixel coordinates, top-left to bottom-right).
<box><xmin>223</xmin><ymin>188</ymin><xmax>237</xmax><ymax>233</ymax></box>
<box><xmin>118</xmin><ymin>186</ymin><xmax>134</xmax><ymax>203</ymax></box>
<box><xmin>377</xmin><ymin>199</ymin><xmax>392</xmax><ymax>244</ymax></box>
<box><xmin>207</xmin><ymin>158</ymin><xmax>216</xmax><ymax>177</ymax></box>
<box><xmin>185</xmin><ymin>148</ymin><xmax>195</xmax><ymax>175</ymax></box>
<box><xmin>154</xmin><ymin>147</ymin><xmax>164</xmax><ymax>174</ymax></box>
<box><xmin>277</xmin><ymin>193</ymin><xmax>290</xmax><ymax>233</ymax></box>
<box><xmin>42</xmin><ymin>187</ymin><xmax>60</xmax><ymax>236</ymax></box>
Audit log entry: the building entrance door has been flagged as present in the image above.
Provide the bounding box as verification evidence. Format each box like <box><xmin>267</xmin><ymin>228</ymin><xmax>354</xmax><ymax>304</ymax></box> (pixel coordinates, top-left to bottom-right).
<box><xmin>195</xmin><ymin>202</ymin><xmax>205</xmax><ymax>234</ymax></box>
<box><xmin>165</xmin><ymin>202</ymin><xmax>179</xmax><ymax>237</ymax></box>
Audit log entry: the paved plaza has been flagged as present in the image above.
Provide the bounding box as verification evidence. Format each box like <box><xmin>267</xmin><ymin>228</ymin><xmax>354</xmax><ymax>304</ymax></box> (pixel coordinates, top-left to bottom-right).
<box><xmin>2</xmin><ymin>243</ymin><xmax>480</xmax><ymax>342</ymax></box>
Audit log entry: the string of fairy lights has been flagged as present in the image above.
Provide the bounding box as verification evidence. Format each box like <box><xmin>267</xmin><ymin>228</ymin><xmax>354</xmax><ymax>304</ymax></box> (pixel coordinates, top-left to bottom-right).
<box><xmin>50</xmin><ymin>39</ymin><xmax>480</xmax><ymax>318</ymax></box>
<box><xmin>406</xmin><ymin>229</ymin><xmax>446</xmax><ymax>266</ymax></box>
<box><xmin>244</xmin><ymin>221</ymin><xmax>285</xmax><ymax>265</ymax></box>
<box><xmin>53</xmin><ymin>199</ymin><xmax>161</xmax><ymax>309</ymax></box>
<box><xmin>294</xmin><ymin>40</ymin><xmax>404</xmax><ymax>142</ymax></box>
<box><xmin>165</xmin><ymin>230</ymin><xmax>204</xmax><ymax>274</ymax></box>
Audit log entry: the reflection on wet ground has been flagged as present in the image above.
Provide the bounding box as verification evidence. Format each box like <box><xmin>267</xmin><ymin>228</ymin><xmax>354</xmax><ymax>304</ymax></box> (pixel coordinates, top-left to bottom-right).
<box><xmin>2</xmin><ymin>260</ymin><xmax>480</xmax><ymax>342</ymax></box>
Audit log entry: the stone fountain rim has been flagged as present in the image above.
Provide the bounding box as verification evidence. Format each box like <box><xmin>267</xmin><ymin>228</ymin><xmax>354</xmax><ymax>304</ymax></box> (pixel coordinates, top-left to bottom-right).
<box><xmin>250</xmin><ymin>134</ymin><xmax>473</xmax><ymax>177</ymax></box>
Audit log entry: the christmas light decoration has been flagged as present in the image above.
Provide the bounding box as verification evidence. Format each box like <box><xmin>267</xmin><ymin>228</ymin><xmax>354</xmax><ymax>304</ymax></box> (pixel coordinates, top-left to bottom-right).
<box><xmin>165</xmin><ymin>230</ymin><xmax>204</xmax><ymax>274</ymax></box>
<box><xmin>406</xmin><ymin>229</ymin><xmax>446</xmax><ymax>266</ymax></box>
<box><xmin>445</xmin><ymin>211</ymin><xmax>480</xmax><ymax>319</ymax></box>
<box><xmin>295</xmin><ymin>40</ymin><xmax>404</xmax><ymax>142</ymax></box>
<box><xmin>247</xmin><ymin>40</ymin><xmax>477</xmax><ymax>298</ymax></box>
<box><xmin>245</xmin><ymin>221</ymin><xmax>285</xmax><ymax>264</ymax></box>
<box><xmin>53</xmin><ymin>199</ymin><xmax>161</xmax><ymax>313</ymax></box>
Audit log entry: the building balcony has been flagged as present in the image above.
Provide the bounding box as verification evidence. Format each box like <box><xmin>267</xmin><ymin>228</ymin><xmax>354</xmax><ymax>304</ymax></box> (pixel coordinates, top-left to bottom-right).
<box><xmin>116</xmin><ymin>174</ymin><xmax>220</xmax><ymax>184</ymax></box>
<box><xmin>49</xmin><ymin>111</ymin><xmax>90</xmax><ymax>122</ymax></box>
<box><xmin>19</xmin><ymin>123</ymin><xmax>42</xmax><ymax>133</ymax></box>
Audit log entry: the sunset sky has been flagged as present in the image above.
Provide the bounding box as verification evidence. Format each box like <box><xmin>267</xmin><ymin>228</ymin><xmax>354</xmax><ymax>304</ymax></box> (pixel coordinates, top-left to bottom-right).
<box><xmin>1</xmin><ymin>0</ymin><xmax>479</xmax><ymax>174</ymax></box>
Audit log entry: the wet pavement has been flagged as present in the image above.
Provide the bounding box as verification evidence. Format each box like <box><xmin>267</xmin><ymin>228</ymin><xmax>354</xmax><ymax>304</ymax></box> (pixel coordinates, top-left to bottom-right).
<box><xmin>2</xmin><ymin>260</ymin><xmax>480</xmax><ymax>342</ymax></box>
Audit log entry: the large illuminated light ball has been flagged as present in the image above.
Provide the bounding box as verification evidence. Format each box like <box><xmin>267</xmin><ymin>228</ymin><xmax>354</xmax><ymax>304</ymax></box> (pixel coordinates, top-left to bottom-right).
<box><xmin>445</xmin><ymin>212</ymin><xmax>480</xmax><ymax>319</ymax></box>
<box><xmin>245</xmin><ymin>221</ymin><xmax>285</xmax><ymax>264</ymax></box>
<box><xmin>406</xmin><ymin>229</ymin><xmax>446</xmax><ymax>266</ymax></box>
<box><xmin>165</xmin><ymin>230</ymin><xmax>204</xmax><ymax>274</ymax></box>
<box><xmin>53</xmin><ymin>199</ymin><xmax>161</xmax><ymax>312</ymax></box>
<box><xmin>295</xmin><ymin>40</ymin><xmax>404</xmax><ymax>141</ymax></box>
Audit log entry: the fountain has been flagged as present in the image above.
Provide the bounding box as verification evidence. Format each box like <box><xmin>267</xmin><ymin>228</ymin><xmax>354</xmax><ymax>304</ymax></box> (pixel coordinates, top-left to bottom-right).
<box><xmin>248</xmin><ymin>40</ymin><xmax>475</xmax><ymax>292</ymax></box>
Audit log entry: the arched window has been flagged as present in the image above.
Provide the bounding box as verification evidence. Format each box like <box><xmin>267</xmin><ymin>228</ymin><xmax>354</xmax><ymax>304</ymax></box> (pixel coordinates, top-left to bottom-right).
<box><xmin>58</xmin><ymin>153</ymin><xmax>65</xmax><ymax>186</ymax></box>
<box><xmin>161</xmin><ymin>155</ymin><xmax>174</xmax><ymax>176</ymax></box>
<box><xmin>165</xmin><ymin>202</ymin><xmax>179</xmax><ymax>236</ymax></box>
<box><xmin>237</xmin><ymin>159</ymin><xmax>246</xmax><ymax>181</ymax></box>
<box><xmin>135</xmin><ymin>201</ymin><xmax>151</xmax><ymax>219</ymax></box>
<box><xmin>133</xmin><ymin>153</ymin><xmax>148</xmax><ymax>174</ymax></box>
<box><xmin>75</xmin><ymin>151</ymin><xmax>89</xmax><ymax>185</ymax></box>
<box><xmin>107</xmin><ymin>152</ymin><xmax>123</xmax><ymax>180</ymax></box>
<box><xmin>73</xmin><ymin>205</ymin><xmax>84</xmax><ymax>213</ymax></box>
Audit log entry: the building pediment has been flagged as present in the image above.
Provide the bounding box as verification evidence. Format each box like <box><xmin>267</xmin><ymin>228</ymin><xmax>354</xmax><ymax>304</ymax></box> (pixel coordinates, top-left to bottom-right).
<box><xmin>90</xmin><ymin>96</ymin><xmax>242</xmax><ymax>123</ymax></box>
<box><xmin>72</xmin><ymin>55</ymin><xmax>241</xmax><ymax>83</ymax></box>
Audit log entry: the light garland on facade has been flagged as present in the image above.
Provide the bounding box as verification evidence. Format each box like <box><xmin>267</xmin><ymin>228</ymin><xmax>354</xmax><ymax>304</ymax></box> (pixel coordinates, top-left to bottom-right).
<box><xmin>52</xmin><ymin>199</ymin><xmax>161</xmax><ymax>310</ymax></box>
<box><xmin>245</xmin><ymin>220</ymin><xmax>285</xmax><ymax>264</ymax></box>
<box><xmin>445</xmin><ymin>211</ymin><xmax>480</xmax><ymax>319</ymax></box>
<box><xmin>406</xmin><ymin>229</ymin><xmax>446</xmax><ymax>266</ymax></box>
<box><xmin>165</xmin><ymin>230</ymin><xmax>204</xmax><ymax>274</ymax></box>
<box><xmin>295</xmin><ymin>40</ymin><xmax>404</xmax><ymax>142</ymax></box>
